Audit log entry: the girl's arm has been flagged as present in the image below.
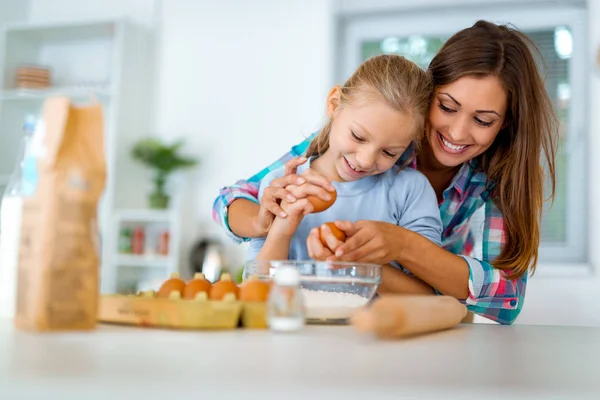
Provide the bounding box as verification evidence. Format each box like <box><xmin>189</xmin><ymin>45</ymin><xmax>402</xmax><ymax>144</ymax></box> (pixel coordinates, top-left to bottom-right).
<box><xmin>254</xmin><ymin>198</ymin><xmax>314</xmax><ymax>260</ymax></box>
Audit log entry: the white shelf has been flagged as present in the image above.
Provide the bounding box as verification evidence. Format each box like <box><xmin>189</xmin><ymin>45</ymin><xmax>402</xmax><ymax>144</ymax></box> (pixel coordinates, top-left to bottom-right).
<box><xmin>116</xmin><ymin>254</ymin><xmax>173</xmax><ymax>269</ymax></box>
<box><xmin>4</xmin><ymin>19</ymin><xmax>118</xmax><ymax>42</ymax></box>
<box><xmin>0</xmin><ymin>86</ymin><xmax>113</xmax><ymax>101</ymax></box>
<box><xmin>114</xmin><ymin>209</ymin><xmax>176</xmax><ymax>223</ymax></box>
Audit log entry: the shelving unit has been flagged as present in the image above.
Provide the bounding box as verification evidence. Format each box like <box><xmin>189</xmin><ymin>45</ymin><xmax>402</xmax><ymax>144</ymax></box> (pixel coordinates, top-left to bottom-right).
<box><xmin>0</xmin><ymin>18</ymin><xmax>157</xmax><ymax>295</ymax></box>
<box><xmin>0</xmin><ymin>85</ymin><xmax>114</xmax><ymax>101</ymax></box>
<box><xmin>106</xmin><ymin>208</ymin><xmax>181</xmax><ymax>294</ymax></box>
<box><xmin>116</xmin><ymin>254</ymin><xmax>172</xmax><ymax>269</ymax></box>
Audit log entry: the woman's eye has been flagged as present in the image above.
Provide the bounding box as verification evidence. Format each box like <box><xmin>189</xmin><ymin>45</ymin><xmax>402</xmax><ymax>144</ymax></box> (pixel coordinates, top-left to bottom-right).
<box><xmin>438</xmin><ymin>102</ymin><xmax>455</xmax><ymax>113</ymax></box>
<box><xmin>474</xmin><ymin>117</ymin><xmax>493</xmax><ymax>127</ymax></box>
<box><xmin>382</xmin><ymin>150</ymin><xmax>397</xmax><ymax>158</ymax></box>
<box><xmin>351</xmin><ymin>131</ymin><xmax>365</xmax><ymax>142</ymax></box>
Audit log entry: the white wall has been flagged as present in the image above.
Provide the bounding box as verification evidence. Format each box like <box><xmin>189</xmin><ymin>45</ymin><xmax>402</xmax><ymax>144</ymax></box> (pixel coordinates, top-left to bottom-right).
<box><xmin>20</xmin><ymin>0</ymin><xmax>600</xmax><ymax>326</ymax></box>
<box><xmin>0</xmin><ymin>0</ymin><xmax>29</xmax><ymax>26</ymax></box>
<box><xmin>26</xmin><ymin>0</ymin><xmax>337</xmax><ymax>273</ymax></box>
<box><xmin>153</xmin><ymin>0</ymin><xmax>337</xmax><ymax>270</ymax></box>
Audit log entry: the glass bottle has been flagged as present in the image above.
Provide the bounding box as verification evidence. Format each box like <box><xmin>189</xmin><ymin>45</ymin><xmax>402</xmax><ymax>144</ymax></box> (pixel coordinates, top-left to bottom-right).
<box><xmin>0</xmin><ymin>115</ymin><xmax>36</xmax><ymax>319</ymax></box>
<box><xmin>267</xmin><ymin>265</ymin><xmax>305</xmax><ymax>332</ymax></box>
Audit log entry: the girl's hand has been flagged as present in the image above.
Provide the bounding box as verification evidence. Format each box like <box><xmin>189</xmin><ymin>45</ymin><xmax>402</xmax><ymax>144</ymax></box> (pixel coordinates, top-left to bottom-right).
<box><xmin>306</xmin><ymin>223</ymin><xmax>345</xmax><ymax>261</ymax></box>
<box><xmin>326</xmin><ymin>220</ymin><xmax>402</xmax><ymax>265</ymax></box>
<box><xmin>270</xmin><ymin>198</ymin><xmax>314</xmax><ymax>237</ymax></box>
<box><xmin>254</xmin><ymin>157</ymin><xmax>308</xmax><ymax>235</ymax></box>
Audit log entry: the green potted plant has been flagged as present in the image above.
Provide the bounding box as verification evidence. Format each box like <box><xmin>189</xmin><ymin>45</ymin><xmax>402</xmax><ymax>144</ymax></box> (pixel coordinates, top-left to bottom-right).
<box><xmin>131</xmin><ymin>137</ymin><xmax>198</xmax><ymax>209</ymax></box>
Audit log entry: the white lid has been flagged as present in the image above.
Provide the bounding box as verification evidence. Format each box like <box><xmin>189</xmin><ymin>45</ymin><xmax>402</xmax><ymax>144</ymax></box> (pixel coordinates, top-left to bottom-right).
<box><xmin>274</xmin><ymin>266</ymin><xmax>300</xmax><ymax>285</ymax></box>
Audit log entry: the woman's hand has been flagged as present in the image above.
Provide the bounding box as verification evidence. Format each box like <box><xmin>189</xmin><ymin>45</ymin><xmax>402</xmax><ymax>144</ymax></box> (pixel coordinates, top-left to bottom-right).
<box><xmin>306</xmin><ymin>223</ymin><xmax>345</xmax><ymax>261</ymax></box>
<box><xmin>325</xmin><ymin>220</ymin><xmax>403</xmax><ymax>265</ymax></box>
<box><xmin>254</xmin><ymin>157</ymin><xmax>307</xmax><ymax>235</ymax></box>
<box><xmin>254</xmin><ymin>158</ymin><xmax>335</xmax><ymax>236</ymax></box>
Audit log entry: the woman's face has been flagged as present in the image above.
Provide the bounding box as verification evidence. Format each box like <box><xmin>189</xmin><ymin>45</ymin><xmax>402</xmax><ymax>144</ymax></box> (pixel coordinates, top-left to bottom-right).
<box><xmin>427</xmin><ymin>75</ymin><xmax>508</xmax><ymax>168</ymax></box>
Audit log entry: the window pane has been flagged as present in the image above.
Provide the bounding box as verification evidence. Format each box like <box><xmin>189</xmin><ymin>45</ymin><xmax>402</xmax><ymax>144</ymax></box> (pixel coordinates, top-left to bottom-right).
<box><xmin>528</xmin><ymin>28</ymin><xmax>570</xmax><ymax>244</ymax></box>
<box><xmin>361</xmin><ymin>35</ymin><xmax>447</xmax><ymax>70</ymax></box>
<box><xmin>360</xmin><ymin>28</ymin><xmax>570</xmax><ymax>245</ymax></box>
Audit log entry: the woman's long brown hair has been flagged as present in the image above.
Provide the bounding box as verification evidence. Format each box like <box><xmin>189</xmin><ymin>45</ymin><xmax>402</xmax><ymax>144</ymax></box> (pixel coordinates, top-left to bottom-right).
<box><xmin>428</xmin><ymin>20</ymin><xmax>559</xmax><ymax>278</ymax></box>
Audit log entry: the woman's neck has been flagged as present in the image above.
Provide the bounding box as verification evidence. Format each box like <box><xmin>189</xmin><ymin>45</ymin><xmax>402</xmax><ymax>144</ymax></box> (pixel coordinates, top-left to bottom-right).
<box><xmin>417</xmin><ymin>143</ymin><xmax>460</xmax><ymax>174</ymax></box>
<box><xmin>417</xmin><ymin>143</ymin><xmax>461</xmax><ymax>201</ymax></box>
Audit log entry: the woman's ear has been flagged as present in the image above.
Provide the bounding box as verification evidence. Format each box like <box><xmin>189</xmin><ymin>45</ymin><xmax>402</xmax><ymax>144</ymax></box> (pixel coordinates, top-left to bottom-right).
<box><xmin>326</xmin><ymin>86</ymin><xmax>342</xmax><ymax>118</ymax></box>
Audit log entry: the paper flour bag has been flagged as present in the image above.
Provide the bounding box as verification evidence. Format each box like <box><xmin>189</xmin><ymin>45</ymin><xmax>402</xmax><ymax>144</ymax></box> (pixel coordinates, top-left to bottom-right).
<box><xmin>15</xmin><ymin>96</ymin><xmax>106</xmax><ymax>331</ymax></box>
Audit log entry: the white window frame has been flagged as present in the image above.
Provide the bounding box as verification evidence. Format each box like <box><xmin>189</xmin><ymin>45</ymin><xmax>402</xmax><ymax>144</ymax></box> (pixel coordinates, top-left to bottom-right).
<box><xmin>338</xmin><ymin>5</ymin><xmax>588</xmax><ymax>265</ymax></box>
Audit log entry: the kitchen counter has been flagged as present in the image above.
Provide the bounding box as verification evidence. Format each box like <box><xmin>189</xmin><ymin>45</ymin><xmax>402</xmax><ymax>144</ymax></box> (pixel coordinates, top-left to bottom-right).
<box><xmin>0</xmin><ymin>320</ymin><xmax>598</xmax><ymax>399</ymax></box>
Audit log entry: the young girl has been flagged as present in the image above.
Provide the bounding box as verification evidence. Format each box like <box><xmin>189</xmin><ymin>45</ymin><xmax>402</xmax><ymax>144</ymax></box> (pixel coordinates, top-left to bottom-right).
<box><xmin>247</xmin><ymin>55</ymin><xmax>443</xmax><ymax>293</ymax></box>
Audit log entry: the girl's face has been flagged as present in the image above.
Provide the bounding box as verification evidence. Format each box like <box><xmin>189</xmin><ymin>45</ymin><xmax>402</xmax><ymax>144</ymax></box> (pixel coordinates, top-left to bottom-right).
<box><xmin>427</xmin><ymin>75</ymin><xmax>508</xmax><ymax>168</ymax></box>
<box><xmin>324</xmin><ymin>87</ymin><xmax>415</xmax><ymax>182</ymax></box>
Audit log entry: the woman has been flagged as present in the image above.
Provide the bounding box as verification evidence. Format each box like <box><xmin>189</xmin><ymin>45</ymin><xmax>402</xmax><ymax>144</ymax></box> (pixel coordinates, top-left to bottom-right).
<box><xmin>212</xmin><ymin>20</ymin><xmax>558</xmax><ymax>325</ymax></box>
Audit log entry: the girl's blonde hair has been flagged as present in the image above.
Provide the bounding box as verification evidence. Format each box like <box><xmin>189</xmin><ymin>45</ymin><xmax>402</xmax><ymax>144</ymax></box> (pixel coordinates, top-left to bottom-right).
<box><xmin>306</xmin><ymin>54</ymin><xmax>432</xmax><ymax>158</ymax></box>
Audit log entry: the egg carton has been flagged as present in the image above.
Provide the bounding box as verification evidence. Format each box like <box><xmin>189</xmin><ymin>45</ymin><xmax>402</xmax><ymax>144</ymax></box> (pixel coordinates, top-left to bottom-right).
<box><xmin>98</xmin><ymin>276</ymin><xmax>268</xmax><ymax>330</ymax></box>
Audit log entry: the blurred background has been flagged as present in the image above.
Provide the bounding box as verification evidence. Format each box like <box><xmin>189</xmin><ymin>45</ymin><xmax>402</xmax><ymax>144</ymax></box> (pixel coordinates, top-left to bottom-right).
<box><xmin>0</xmin><ymin>0</ymin><xmax>597</xmax><ymax>326</ymax></box>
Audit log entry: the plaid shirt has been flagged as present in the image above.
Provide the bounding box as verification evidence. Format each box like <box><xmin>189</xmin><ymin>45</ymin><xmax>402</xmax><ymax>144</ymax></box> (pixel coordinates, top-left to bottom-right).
<box><xmin>212</xmin><ymin>133</ymin><xmax>525</xmax><ymax>325</ymax></box>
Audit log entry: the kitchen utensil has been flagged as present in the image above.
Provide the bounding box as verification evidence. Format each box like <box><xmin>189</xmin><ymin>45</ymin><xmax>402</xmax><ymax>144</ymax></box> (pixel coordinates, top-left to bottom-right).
<box><xmin>352</xmin><ymin>295</ymin><xmax>467</xmax><ymax>339</ymax></box>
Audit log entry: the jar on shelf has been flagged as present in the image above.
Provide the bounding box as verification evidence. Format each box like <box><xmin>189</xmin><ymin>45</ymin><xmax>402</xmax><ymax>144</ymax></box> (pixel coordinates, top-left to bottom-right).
<box><xmin>131</xmin><ymin>226</ymin><xmax>145</xmax><ymax>255</ymax></box>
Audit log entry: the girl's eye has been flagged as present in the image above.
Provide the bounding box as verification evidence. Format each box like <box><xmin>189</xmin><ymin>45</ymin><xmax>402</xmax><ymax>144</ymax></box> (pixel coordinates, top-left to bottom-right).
<box><xmin>438</xmin><ymin>102</ymin><xmax>455</xmax><ymax>113</ymax></box>
<box><xmin>351</xmin><ymin>131</ymin><xmax>365</xmax><ymax>142</ymax></box>
<box><xmin>383</xmin><ymin>150</ymin><xmax>397</xmax><ymax>158</ymax></box>
<box><xmin>474</xmin><ymin>117</ymin><xmax>494</xmax><ymax>127</ymax></box>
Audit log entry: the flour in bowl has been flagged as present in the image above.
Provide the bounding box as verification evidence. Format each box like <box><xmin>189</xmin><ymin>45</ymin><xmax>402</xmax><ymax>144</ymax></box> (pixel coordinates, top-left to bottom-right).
<box><xmin>301</xmin><ymin>289</ymin><xmax>369</xmax><ymax>320</ymax></box>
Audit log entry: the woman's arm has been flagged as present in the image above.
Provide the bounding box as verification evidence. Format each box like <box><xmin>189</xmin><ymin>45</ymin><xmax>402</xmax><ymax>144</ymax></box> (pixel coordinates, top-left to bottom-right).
<box><xmin>397</xmin><ymin>200</ymin><xmax>525</xmax><ymax>325</ymax></box>
<box><xmin>391</xmin><ymin>228</ymin><xmax>470</xmax><ymax>299</ymax></box>
<box><xmin>333</xmin><ymin>198</ymin><xmax>524</xmax><ymax>325</ymax></box>
<box><xmin>226</xmin><ymin>199</ymin><xmax>262</xmax><ymax>239</ymax></box>
<box><xmin>212</xmin><ymin>135</ymin><xmax>315</xmax><ymax>243</ymax></box>
<box><xmin>377</xmin><ymin>264</ymin><xmax>435</xmax><ymax>295</ymax></box>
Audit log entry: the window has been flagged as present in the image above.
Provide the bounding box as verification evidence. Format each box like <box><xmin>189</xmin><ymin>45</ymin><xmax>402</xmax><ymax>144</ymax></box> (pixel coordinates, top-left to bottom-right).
<box><xmin>339</xmin><ymin>5</ymin><xmax>587</xmax><ymax>264</ymax></box>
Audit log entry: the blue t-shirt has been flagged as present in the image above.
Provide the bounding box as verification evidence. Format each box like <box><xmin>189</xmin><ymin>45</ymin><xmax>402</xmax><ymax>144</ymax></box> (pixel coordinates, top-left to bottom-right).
<box><xmin>247</xmin><ymin>157</ymin><xmax>443</xmax><ymax>261</ymax></box>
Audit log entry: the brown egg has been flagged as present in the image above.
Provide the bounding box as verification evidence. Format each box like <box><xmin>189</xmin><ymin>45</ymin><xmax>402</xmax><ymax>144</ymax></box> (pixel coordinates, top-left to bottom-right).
<box><xmin>319</xmin><ymin>222</ymin><xmax>346</xmax><ymax>246</ymax></box>
<box><xmin>183</xmin><ymin>273</ymin><xmax>212</xmax><ymax>300</ymax></box>
<box><xmin>157</xmin><ymin>272</ymin><xmax>186</xmax><ymax>298</ymax></box>
<box><xmin>209</xmin><ymin>273</ymin><xmax>240</xmax><ymax>300</ymax></box>
<box><xmin>307</xmin><ymin>187</ymin><xmax>337</xmax><ymax>213</ymax></box>
<box><xmin>239</xmin><ymin>276</ymin><xmax>271</xmax><ymax>302</ymax></box>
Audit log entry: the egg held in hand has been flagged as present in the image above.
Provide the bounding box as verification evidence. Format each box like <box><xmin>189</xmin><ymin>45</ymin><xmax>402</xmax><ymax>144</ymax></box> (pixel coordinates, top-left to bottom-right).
<box><xmin>306</xmin><ymin>187</ymin><xmax>337</xmax><ymax>213</ymax></box>
<box><xmin>319</xmin><ymin>222</ymin><xmax>346</xmax><ymax>246</ymax></box>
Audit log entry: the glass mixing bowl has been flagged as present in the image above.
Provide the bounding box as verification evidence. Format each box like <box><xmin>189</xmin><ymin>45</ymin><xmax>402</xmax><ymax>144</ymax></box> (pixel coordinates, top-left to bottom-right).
<box><xmin>243</xmin><ymin>260</ymin><xmax>382</xmax><ymax>324</ymax></box>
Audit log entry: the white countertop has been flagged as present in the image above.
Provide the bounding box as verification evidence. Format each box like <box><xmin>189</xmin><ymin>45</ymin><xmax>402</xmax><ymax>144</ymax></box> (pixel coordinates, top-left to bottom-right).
<box><xmin>0</xmin><ymin>319</ymin><xmax>598</xmax><ymax>399</ymax></box>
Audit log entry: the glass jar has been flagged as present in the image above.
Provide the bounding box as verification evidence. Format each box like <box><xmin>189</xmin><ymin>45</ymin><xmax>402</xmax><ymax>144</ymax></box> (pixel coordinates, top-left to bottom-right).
<box><xmin>267</xmin><ymin>265</ymin><xmax>305</xmax><ymax>332</ymax></box>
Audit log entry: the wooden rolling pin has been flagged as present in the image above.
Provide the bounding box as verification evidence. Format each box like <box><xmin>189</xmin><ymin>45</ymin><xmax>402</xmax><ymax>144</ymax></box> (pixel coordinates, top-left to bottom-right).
<box><xmin>352</xmin><ymin>295</ymin><xmax>467</xmax><ymax>339</ymax></box>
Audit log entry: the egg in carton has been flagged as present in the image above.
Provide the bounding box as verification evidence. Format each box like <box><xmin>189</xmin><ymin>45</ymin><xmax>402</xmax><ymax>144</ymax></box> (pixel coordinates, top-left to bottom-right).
<box><xmin>239</xmin><ymin>275</ymin><xmax>271</xmax><ymax>329</ymax></box>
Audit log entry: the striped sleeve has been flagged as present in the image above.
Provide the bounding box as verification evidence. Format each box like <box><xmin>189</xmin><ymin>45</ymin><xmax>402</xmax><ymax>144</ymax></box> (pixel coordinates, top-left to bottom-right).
<box><xmin>459</xmin><ymin>197</ymin><xmax>527</xmax><ymax>325</ymax></box>
<box><xmin>211</xmin><ymin>134</ymin><xmax>315</xmax><ymax>244</ymax></box>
